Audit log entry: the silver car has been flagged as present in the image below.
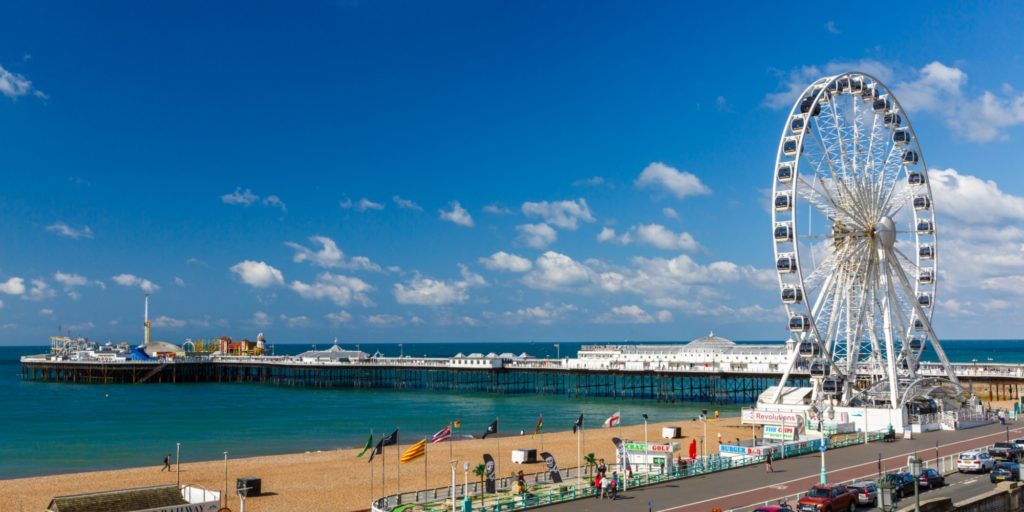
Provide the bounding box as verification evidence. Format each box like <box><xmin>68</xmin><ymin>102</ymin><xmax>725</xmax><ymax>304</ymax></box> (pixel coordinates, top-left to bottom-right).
<box><xmin>847</xmin><ymin>481</ymin><xmax>878</xmax><ymax>507</ymax></box>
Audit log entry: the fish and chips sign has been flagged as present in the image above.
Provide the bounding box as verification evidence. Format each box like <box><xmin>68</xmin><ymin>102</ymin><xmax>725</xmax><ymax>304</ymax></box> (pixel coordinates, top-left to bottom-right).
<box><xmin>741</xmin><ymin>409</ymin><xmax>802</xmax><ymax>427</ymax></box>
<box><xmin>763</xmin><ymin>425</ymin><xmax>796</xmax><ymax>441</ymax></box>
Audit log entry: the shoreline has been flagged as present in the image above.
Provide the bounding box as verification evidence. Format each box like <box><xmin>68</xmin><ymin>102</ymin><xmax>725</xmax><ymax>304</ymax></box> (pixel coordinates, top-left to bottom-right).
<box><xmin>0</xmin><ymin>417</ymin><xmax>753</xmax><ymax>512</ymax></box>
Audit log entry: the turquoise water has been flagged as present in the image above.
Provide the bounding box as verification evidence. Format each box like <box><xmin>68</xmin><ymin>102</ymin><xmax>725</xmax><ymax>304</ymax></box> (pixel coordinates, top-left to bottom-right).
<box><xmin>1</xmin><ymin>339</ymin><xmax>1020</xmax><ymax>479</ymax></box>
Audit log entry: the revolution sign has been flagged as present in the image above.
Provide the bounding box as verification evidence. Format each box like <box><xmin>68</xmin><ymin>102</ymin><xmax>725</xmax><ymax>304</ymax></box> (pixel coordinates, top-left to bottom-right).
<box><xmin>741</xmin><ymin>409</ymin><xmax>802</xmax><ymax>426</ymax></box>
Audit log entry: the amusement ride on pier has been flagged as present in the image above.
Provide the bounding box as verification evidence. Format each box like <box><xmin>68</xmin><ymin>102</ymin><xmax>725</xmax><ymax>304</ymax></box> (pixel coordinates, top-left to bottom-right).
<box><xmin>759</xmin><ymin>71</ymin><xmax>972</xmax><ymax>432</ymax></box>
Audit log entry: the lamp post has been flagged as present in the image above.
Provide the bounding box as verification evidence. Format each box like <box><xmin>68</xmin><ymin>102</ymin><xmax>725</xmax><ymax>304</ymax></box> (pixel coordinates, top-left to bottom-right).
<box><xmin>463</xmin><ymin>461</ymin><xmax>469</xmax><ymax>497</ymax></box>
<box><xmin>223</xmin><ymin>451</ymin><xmax>229</xmax><ymax>509</ymax></box>
<box><xmin>642</xmin><ymin>414</ymin><xmax>649</xmax><ymax>449</ymax></box>
<box><xmin>819</xmin><ymin>440</ymin><xmax>827</xmax><ymax>484</ymax></box>
<box><xmin>175</xmin><ymin>442</ymin><xmax>181</xmax><ymax>488</ymax></box>
<box><xmin>700</xmin><ymin>410</ymin><xmax>708</xmax><ymax>460</ymax></box>
<box><xmin>449</xmin><ymin>460</ymin><xmax>457</xmax><ymax>512</ymax></box>
<box><xmin>908</xmin><ymin>455</ymin><xmax>922</xmax><ymax>512</ymax></box>
<box><xmin>971</xmin><ymin>358</ymin><xmax>978</xmax><ymax>392</ymax></box>
<box><xmin>554</xmin><ymin>343</ymin><xmax>560</xmax><ymax>360</ymax></box>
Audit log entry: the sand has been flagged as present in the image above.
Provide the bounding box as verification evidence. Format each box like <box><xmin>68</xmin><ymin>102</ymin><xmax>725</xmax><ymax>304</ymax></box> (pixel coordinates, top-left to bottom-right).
<box><xmin>0</xmin><ymin>417</ymin><xmax>753</xmax><ymax>512</ymax></box>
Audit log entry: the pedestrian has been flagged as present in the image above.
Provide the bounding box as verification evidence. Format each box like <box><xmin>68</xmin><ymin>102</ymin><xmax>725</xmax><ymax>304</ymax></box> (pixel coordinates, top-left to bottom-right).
<box><xmin>611</xmin><ymin>471</ymin><xmax>619</xmax><ymax>500</ymax></box>
<box><xmin>717</xmin><ymin>432</ymin><xmax>722</xmax><ymax>447</ymax></box>
<box><xmin>594</xmin><ymin>474</ymin><xmax>602</xmax><ymax>498</ymax></box>
<box><xmin>597</xmin><ymin>458</ymin><xmax>607</xmax><ymax>476</ymax></box>
<box><xmin>601</xmin><ymin>474</ymin><xmax>611</xmax><ymax>499</ymax></box>
<box><xmin>765</xmin><ymin>451</ymin><xmax>774</xmax><ymax>473</ymax></box>
<box><xmin>161</xmin><ymin>454</ymin><xmax>172</xmax><ymax>472</ymax></box>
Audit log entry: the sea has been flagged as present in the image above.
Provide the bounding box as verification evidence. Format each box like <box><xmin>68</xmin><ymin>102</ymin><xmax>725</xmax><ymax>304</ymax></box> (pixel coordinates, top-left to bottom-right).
<box><xmin>1</xmin><ymin>339</ymin><xmax>1020</xmax><ymax>480</ymax></box>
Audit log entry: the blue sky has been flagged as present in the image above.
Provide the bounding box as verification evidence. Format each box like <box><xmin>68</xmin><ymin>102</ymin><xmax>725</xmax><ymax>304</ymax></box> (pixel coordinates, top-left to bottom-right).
<box><xmin>1</xmin><ymin>1</ymin><xmax>1023</xmax><ymax>344</ymax></box>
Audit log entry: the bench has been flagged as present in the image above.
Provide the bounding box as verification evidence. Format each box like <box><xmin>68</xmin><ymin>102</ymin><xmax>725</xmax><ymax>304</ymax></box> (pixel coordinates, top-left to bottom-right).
<box><xmin>883</xmin><ymin>431</ymin><xmax>897</xmax><ymax>443</ymax></box>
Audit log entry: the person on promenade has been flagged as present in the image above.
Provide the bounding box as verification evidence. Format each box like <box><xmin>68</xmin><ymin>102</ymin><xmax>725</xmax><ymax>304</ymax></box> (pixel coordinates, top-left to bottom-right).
<box><xmin>610</xmin><ymin>471</ymin><xmax>619</xmax><ymax>500</ymax></box>
<box><xmin>594</xmin><ymin>473</ymin><xmax>602</xmax><ymax>499</ymax></box>
<box><xmin>765</xmin><ymin>451</ymin><xmax>774</xmax><ymax>473</ymax></box>
<box><xmin>600</xmin><ymin>473</ymin><xmax>610</xmax><ymax>499</ymax></box>
<box><xmin>597</xmin><ymin>458</ymin><xmax>607</xmax><ymax>476</ymax></box>
<box><xmin>161</xmin><ymin>454</ymin><xmax>172</xmax><ymax>472</ymax></box>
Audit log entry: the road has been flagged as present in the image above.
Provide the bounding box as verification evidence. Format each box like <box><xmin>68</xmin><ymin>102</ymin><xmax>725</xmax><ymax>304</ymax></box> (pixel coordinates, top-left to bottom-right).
<box><xmin>546</xmin><ymin>422</ymin><xmax>1021</xmax><ymax>512</ymax></box>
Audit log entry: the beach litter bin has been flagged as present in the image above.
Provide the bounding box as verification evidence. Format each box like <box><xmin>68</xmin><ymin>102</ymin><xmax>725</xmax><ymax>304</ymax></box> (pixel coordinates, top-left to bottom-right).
<box><xmin>237</xmin><ymin>477</ymin><xmax>261</xmax><ymax>497</ymax></box>
<box><xmin>512</xmin><ymin>449</ymin><xmax>537</xmax><ymax>463</ymax></box>
<box><xmin>661</xmin><ymin>426</ymin><xmax>681</xmax><ymax>439</ymax></box>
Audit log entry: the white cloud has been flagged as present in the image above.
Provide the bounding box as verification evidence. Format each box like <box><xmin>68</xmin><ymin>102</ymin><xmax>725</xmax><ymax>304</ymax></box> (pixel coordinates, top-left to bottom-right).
<box><xmin>0</xmin><ymin>65</ymin><xmax>45</xmax><ymax>100</ymax></box>
<box><xmin>824</xmin><ymin>20</ymin><xmax>840</xmax><ymax>34</ymax></box>
<box><xmin>111</xmin><ymin>274</ymin><xmax>159</xmax><ymax>293</ymax></box>
<box><xmin>152</xmin><ymin>315</ymin><xmax>186</xmax><ymax>328</ymax></box>
<box><xmin>763</xmin><ymin>65</ymin><xmax>824</xmax><ymax>110</ymax></box>
<box><xmin>483</xmin><ymin>204</ymin><xmax>512</xmax><ymax>215</ymax></box>
<box><xmin>479</xmin><ymin>251</ymin><xmax>532</xmax><ymax>272</ymax></box>
<box><xmin>290</xmin><ymin>273</ymin><xmax>373</xmax><ymax>306</ymax></box>
<box><xmin>251</xmin><ymin>311</ymin><xmax>272</xmax><ymax>328</ymax></box>
<box><xmin>393</xmin><ymin>195</ymin><xmax>423</xmax><ymax>211</ymax></box>
<box><xmin>484</xmin><ymin>303</ymin><xmax>579</xmax><ymax>325</ymax></box>
<box><xmin>516</xmin><ymin>223</ymin><xmax>557</xmax><ymax>248</ymax></box>
<box><xmin>522</xmin><ymin>251</ymin><xmax>594</xmax><ymax>291</ymax></box>
<box><xmin>633</xmin><ymin>224</ymin><xmax>700</xmax><ymax>251</ymax></box>
<box><xmin>286</xmin><ymin>236</ymin><xmax>381</xmax><ymax>271</ymax></box>
<box><xmin>340</xmin><ymin>197</ymin><xmax>385</xmax><ymax>211</ymax></box>
<box><xmin>39</xmin><ymin>308</ymin><xmax>53</xmax><ymax>316</ymax></box>
<box><xmin>174</xmin><ymin>277</ymin><xmax>186</xmax><ymax>287</ymax></box>
<box><xmin>46</xmin><ymin>222</ymin><xmax>94</xmax><ymax>240</ymax></box>
<box><xmin>326</xmin><ymin>310</ymin><xmax>353</xmax><ymax>325</ymax></box>
<box><xmin>54</xmin><ymin>272</ymin><xmax>88</xmax><ymax>289</ymax></box>
<box><xmin>929</xmin><ymin>168</ymin><xmax>1024</xmax><ymax>224</ymax></box>
<box><xmin>0</xmin><ymin>277</ymin><xmax>26</xmax><ymax>295</ymax></box>
<box><xmin>596</xmin><ymin>227</ymin><xmax>630</xmax><ymax>244</ymax></box>
<box><xmin>521</xmin><ymin>199</ymin><xmax>594</xmax><ymax>230</ymax></box>
<box><xmin>573</xmin><ymin>176</ymin><xmax>605</xmax><ymax>187</ymax></box>
<box><xmin>230</xmin><ymin>261</ymin><xmax>284</xmax><ymax>288</ymax></box>
<box><xmin>25</xmin><ymin>279</ymin><xmax>54</xmax><ymax>300</ymax></box>
<box><xmin>221</xmin><ymin>187</ymin><xmax>259</xmax><ymax>206</ymax></box>
<box><xmin>595</xmin><ymin>305</ymin><xmax>672</xmax><ymax>324</ymax></box>
<box><xmin>439</xmin><ymin>201</ymin><xmax>474</xmax><ymax>227</ymax></box>
<box><xmin>262</xmin><ymin>195</ymin><xmax>287</xmax><ymax>212</ymax></box>
<box><xmin>367</xmin><ymin>314</ymin><xmax>406</xmax><ymax>327</ymax></box>
<box><xmin>393</xmin><ymin>266</ymin><xmax>486</xmax><ymax>306</ymax></box>
<box><xmin>635</xmin><ymin>162</ymin><xmax>711</xmax><ymax>199</ymax></box>
<box><xmin>663</xmin><ymin>207</ymin><xmax>680</xmax><ymax>220</ymax></box>
<box><xmin>279</xmin><ymin>314</ymin><xmax>309</xmax><ymax>327</ymax></box>
<box><xmin>67</xmin><ymin>321</ymin><xmax>95</xmax><ymax>331</ymax></box>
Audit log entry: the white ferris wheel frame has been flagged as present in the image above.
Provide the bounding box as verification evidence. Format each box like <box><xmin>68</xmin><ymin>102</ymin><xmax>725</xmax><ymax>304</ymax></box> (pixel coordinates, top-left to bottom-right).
<box><xmin>767</xmin><ymin>71</ymin><xmax>960</xmax><ymax>410</ymax></box>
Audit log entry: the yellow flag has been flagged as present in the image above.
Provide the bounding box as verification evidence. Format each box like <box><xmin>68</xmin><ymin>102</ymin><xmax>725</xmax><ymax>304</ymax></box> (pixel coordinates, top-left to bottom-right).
<box><xmin>400</xmin><ymin>439</ymin><xmax>426</xmax><ymax>463</ymax></box>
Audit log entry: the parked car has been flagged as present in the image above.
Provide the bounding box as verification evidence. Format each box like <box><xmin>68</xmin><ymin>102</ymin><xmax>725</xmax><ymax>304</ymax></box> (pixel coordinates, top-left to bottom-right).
<box><xmin>994</xmin><ymin>442</ymin><xmax>1023</xmax><ymax>460</ymax></box>
<box><xmin>989</xmin><ymin>444</ymin><xmax>1018</xmax><ymax>462</ymax></box>
<box><xmin>991</xmin><ymin>461</ymin><xmax>1021</xmax><ymax>483</ymax></box>
<box><xmin>1012</xmin><ymin>438</ymin><xmax>1024</xmax><ymax>452</ymax></box>
<box><xmin>918</xmin><ymin>468</ymin><xmax>945</xmax><ymax>489</ymax></box>
<box><xmin>958</xmin><ymin>450</ymin><xmax>996</xmax><ymax>472</ymax></box>
<box><xmin>797</xmin><ymin>484</ymin><xmax>856</xmax><ymax>512</ymax></box>
<box><xmin>884</xmin><ymin>472</ymin><xmax>916</xmax><ymax>499</ymax></box>
<box><xmin>847</xmin><ymin>481</ymin><xmax>878</xmax><ymax>506</ymax></box>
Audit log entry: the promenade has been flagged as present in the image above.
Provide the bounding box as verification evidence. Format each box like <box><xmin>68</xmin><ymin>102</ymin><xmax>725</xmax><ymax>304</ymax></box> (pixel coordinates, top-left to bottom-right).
<box><xmin>547</xmin><ymin>422</ymin><xmax>1021</xmax><ymax>512</ymax></box>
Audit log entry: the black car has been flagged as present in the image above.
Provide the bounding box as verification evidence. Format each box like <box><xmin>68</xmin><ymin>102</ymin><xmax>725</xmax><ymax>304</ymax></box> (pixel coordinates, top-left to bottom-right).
<box><xmin>918</xmin><ymin>468</ymin><xmax>945</xmax><ymax>489</ymax></box>
<box><xmin>884</xmin><ymin>472</ymin><xmax>916</xmax><ymax>499</ymax></box>
<box><xmin>989</xmin><ymin>445</ymin><xmax>1018</xmax><ymax>462</ymax></box>
<box><xmin>992</xmin><ymin>462</ymin><xmax>1021</xmax><ymax>483</ymax></box>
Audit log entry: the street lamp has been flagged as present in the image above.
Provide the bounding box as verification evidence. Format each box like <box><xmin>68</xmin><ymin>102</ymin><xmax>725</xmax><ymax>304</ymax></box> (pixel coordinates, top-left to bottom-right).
<box><xmin>700</xmin><ymin>410</ymin><xmax>708</xmax><ymax>460</ymax></box>
<box><xmin>176</xmin><ymin>442</ymin><xmax>181</xmax><ymax>488</ymax></box>
<box><xmin>449</xmin><ymin>460</ymin><xmax>458</xmax><ymax>512</ymax></box>
<box><xmin>819</xmin><ymin>439</ymin><xmax>828</xmax><ymax>484</ymax></box>
<box><xmin>908</xmin><ymin>455</ymin><xmax>922</xmax><ymax>512</ymax></box>
<box><xmin>971</xmin><ymin>358</ymin><xmax>978</xmax><ymax>392</ymax></box>
<box><xmin>642</xmin><ymin>414</ymin><xmax>649</xmax><ymax>449</ymax></box>
<box><xmin>463</xmin><ymin>461</ymin><xmax>469</xmax><ymax>497</ymax></box>
<box><xmin>223</xmin><ymin>451</ymin><xmax>229</xmax><ymax>509</ymax></box>
<box><xmin>554</xmin><ymin>343</ymin><xmax>560</xmax><ymax>360</ymax></box>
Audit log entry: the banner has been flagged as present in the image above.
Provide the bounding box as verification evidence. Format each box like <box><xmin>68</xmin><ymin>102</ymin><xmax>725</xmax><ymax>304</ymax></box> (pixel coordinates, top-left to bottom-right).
<box><xmin>483</xmin><ymin>454</ymin><xmax>496</xmax><ymax>493</ymax></box>
<box><xmin>540</xmin><ymin>451</ymin><xmax>562</xmax><ymax>483</ymax></box>
<box><xmin>763</xmin><ymin>425</ymin><xmax>796</xmax><ymax>441</ymax></box>
<box><xmin>741</xmin><ymin>409</ymin><xmax>802</xmax><ymax>426</ymax></box>
<box><xmin>611</xmin><ymin>437</ymin><xmax>631</xmax><ymax>474</ymax></box>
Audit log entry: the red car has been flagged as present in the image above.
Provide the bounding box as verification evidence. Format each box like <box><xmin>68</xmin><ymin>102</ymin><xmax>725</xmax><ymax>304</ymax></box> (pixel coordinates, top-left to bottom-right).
<box><xmin>797</xmin><ymin>484</ymin><xmax>856</xmax><ymax>512</ymax></box>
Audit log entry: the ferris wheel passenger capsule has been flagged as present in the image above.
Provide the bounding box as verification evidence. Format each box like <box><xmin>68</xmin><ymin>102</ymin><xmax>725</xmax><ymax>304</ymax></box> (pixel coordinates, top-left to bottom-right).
<box><xmin>903</xmin><ymin>150</ymin><xmax>919</xmax><ymax>165</ymax></box>
<box><xmin>918</xmin><ymin>269</ymin><xmax>934</xmax><ymax>284</ymax></box>
<box><xmin>799</xmin><ymin>94</ymin><xmax>822</xmax><ymax>116</ymax></box>
<box><xmin>782</xmin><ymin>137</ymin><xmax>802</xmax><ymax>156</ymax></box>
<box><xmin>913</xmin><ymin>195</ymin><xmax>931</xmax><ymax>210</ymax></box>
<box><xmin>913</xmin><ymin>317</ymin><xmax>926</xmax><ymax>331</ymax></box>
<box><xmin>788</xmin><ymin>314</ymin><xmax>810</xmax><ymax>332</ymax></box>
<box><xmin>790</xmin><ymin>116</ymin><xmax>806</xmax><ymax>135</ymax></box>
<box><xmin>919</xmin><ymin>244</ymin><xmax>935</xmax><ymax>259</ymax></box>
<box><xmin>916</xmin><ymin>220</ymin><xmax>934</xmax><ymax>234</ymax></box>
<box><xmin>774</xmin><ymin>193</ymin><xmax>793</xmax><ymax>212</ymax></box>
<box><xmin>908</xmin><ymin>171</ymin><xmax>926</xmax><ymax>185</ymax></box>
<box><xmin>917</xmin><ymin>293</ymin><xmax>932</xmax><ymax>307</ymax></box>
<box><xmin>774</xmin><ymin>222</ymin><xmax>794</xmax><ymax>242</ymax></box>
<box><xmin>809</xmin><ymin>360</ymin><xmax>830</xmax><ymax>377</ymax></box>
<box><xmin>884</xmin><ymin>112</ymin><xmax>902</xmax><ymax>127</ymax></box>
<box><xmin>777</xmin><ymin>162</ymin><xmax>795</xmax><ymax>183</ymax></box>
<box><xmin>798</xmin><ymin>341</ymin><xmax>819</xmax><ymax>357</ymax></box>
<box><xmin>849</xmin><ymin>76</ymin><xmax>864</xmax><ymax>94</ymax></box>
<box><xmin>821</xmin><ymin>377</ymin><xmax>839</xmax><ymax>394</ymax></box>
<box><xmin>873</xmin><ymin>96</ymin><xmax>891</xmax><ymax>112</ymax></box>
<box><xmin>862</xmin><ymin>83</ymin><xmax>878</xmax><ymax>101</ymax></box>
<box><xmin>776</xmin><ymin>253</ymin><xmax>797</xmax><ymax>273</ymax></box>
<box><xmin>893</xmin><ymin>128</ymin><xmax>911</xmax><ymax>145</ymax></box>
<box><xmin>781</xmin><ymin>285</ymin><xmax>803</xmax><ymax>304</ymax></box>
<box><xmin>909</xmin><ymin>337</ymin><xmax>924</xmax><ymax>350</ymax></box>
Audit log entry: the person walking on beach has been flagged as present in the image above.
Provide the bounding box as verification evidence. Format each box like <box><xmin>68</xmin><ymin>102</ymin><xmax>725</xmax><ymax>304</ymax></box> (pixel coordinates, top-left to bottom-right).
<box><xmin>161</xmin><ymin>454</ymin><xmax>172</xmax><ymax>472</ymax></box>
<box><xmin>765</xmin><ymin>451</ymin><xmax>774</xmax><ymax>473</ymax></box>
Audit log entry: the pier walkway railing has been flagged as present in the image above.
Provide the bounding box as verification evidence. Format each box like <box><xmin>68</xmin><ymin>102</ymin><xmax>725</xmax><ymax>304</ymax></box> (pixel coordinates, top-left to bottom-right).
<box><xmin>370</xmin><ymin>430</ymin><xmax>889</xmax><ymax>512</ymax></box>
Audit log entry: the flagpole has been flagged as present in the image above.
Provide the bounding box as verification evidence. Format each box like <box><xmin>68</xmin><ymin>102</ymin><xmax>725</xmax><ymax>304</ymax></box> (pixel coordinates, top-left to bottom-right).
<box><xmin>396</xmin><ymin>428</ymin><xmax>401</xmax><ymax>500</ymax></box>
<box><xmin>448</xmin><ymin>421</ymin><xmax>453</xmax><ymax>463</ymax></box>
<box><xmin>370</xmin><ymin>428</ymin><xmax>374</xmax><ymax>506</ymax></box>
<box><xmin>424</xmin><ymin>437</ymin><xmax>428</xmax><ymax>494</ymax></box>
<box><xmin>495</xmin><ymin>416</ymin><xmax>500</xmax><ymax>484</ymax></box>
<box><xmin>576</xmin><ymin>421</ymin><xmax>581</xmax><ymax>490</ymax></box>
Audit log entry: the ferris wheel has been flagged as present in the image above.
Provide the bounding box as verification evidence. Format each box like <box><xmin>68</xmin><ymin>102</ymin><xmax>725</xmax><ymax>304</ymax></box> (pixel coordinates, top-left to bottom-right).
<box><xmin>766</xmin><ymin>72</ymin><xmax>961</xmax><ymax>410</ymax></box>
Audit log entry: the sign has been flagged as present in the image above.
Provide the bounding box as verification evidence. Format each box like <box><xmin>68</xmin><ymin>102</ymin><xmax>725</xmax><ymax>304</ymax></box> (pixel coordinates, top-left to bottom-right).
<box><xmin>742</xmin><ymin>409</ymin><xmax>803</xmax><ymax>425</ymax></box>
<box><xmin>763</xmin><ymin>425</ymin><xmax>796</xmax><ymax>441</ymax></box>
<box><xmin>624</xmin><ymin>442</ymin><xmax>674</xmax><ymax>453</ymax></box>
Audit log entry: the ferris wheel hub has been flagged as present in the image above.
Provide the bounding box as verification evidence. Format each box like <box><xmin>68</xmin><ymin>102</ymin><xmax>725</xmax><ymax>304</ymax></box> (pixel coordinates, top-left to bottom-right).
<box><xmin>874</xmin><ymin>216</ymin><xmax>896</xmax><ymax>250</ymax></box>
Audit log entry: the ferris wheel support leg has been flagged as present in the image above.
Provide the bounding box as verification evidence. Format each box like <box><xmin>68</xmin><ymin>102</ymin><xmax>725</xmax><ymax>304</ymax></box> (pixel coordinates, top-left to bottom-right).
<box><xmin>770</xmin><ymin>345</ymin><xmax>804</xmax><ymax>404</ymax></box>
<box><xmin>878</xmin><ymin>250</ymin><xmax>902</xmax><ymax>409</ymax></box>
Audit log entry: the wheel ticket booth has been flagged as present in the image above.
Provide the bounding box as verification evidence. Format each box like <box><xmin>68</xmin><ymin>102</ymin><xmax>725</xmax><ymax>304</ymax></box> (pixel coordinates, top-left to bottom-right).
<box><xmin>737</xmin><ymin>408</ymin><xmax>804</xmax><ymax>457</ymax></box>
<box><xmin>619</xmin><ymin>441</ymin><xmax>678</xmax><ymax>475</ymax></box>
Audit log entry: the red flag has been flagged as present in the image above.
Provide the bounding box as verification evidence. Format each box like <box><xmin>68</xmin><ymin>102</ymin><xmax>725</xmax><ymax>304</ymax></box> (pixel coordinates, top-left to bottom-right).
<box><xmin>688</xmin><ymin>439</ymin><xmax>697</xmax><ymax>460</ymax></box>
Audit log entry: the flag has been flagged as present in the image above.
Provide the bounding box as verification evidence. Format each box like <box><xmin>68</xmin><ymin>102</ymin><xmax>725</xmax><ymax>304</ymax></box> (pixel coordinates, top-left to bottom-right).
<box><xmin>533</xmin><ymin>414</ymin><xmax>543</xmax><ymax>436</ymax></box>
<box><xmin>572</xmin><ymin>414</ymin><xmax>584</xmax><ymax>433</ymax></box>
<box><xmin>400</xmin><ymin>439</ymin><xmax>426</xmax><ymax>463</ymax></box>
<box><xmin>356</xmin><ymin>434</ymin><xmax>373</xmax><ymax>457</ymax></box>
<box><xmin>453</xmin><ymin>420</ymin><xmax>462</xmax><ymax>429</ymax></box>
<box><xmin>688</xmin><ymin>439</ymin><xmax>697</xmax><ymax>460</ymax></box>
<box><xmin>481</xmin><ymin>419</ymin><xmax>498</xmax><ymax>439</ymax></box>
<box><xmin>603</xmin><ymin>411</ymin><xmax>621</xmax><ymax>428</ymax></box>
<box><xmin>367</xmin><ymin>439</ymin><xmax>385</xmax><ymax>462</ymax></box>
<box><xmin>382</xmin><ymin>429</ymin><xmax>398</xmax><ymax>447</ymax></box>
<box><xmin>431</xmin><ymin>424</ymin><xmax>452</xmax><ymax>444</ymax></box>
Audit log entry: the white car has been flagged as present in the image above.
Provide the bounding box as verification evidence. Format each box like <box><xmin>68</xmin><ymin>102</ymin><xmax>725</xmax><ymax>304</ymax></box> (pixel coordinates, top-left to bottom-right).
<box><xmin>958</xmin><ymin>450</ymin><xmax>996</xmax><ymax>473</ymax></box>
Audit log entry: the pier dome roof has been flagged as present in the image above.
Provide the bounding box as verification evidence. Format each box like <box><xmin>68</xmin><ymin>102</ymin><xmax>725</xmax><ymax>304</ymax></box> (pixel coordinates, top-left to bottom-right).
<box><xmin>682</xmin><ymin>331</ymin><xmax>735</xmax><ymax>351</ymax></box>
